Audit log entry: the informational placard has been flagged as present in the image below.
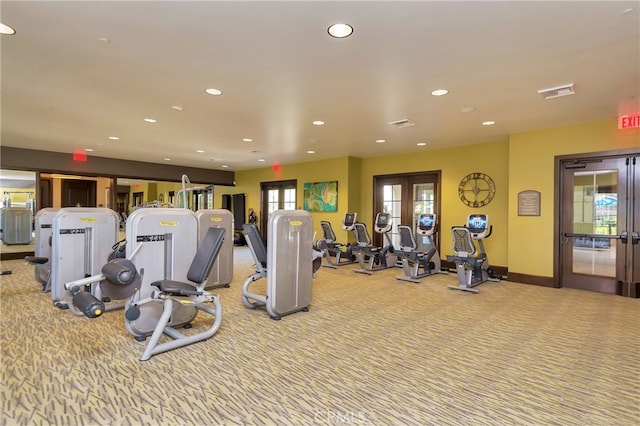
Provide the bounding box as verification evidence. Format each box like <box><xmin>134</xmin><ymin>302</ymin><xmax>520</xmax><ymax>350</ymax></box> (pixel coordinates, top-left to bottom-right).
<box><xmin>518</xmin><ymin>190</ymin><xmax>541</xmax><ymax>216</ymax></box>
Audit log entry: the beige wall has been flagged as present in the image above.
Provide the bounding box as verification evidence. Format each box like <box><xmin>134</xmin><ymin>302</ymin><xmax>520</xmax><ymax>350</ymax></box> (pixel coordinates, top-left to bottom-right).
<box><xmin>234</xmin><ymin>118</ymin><xmax>639</xmax><ymax>278</ymax></box>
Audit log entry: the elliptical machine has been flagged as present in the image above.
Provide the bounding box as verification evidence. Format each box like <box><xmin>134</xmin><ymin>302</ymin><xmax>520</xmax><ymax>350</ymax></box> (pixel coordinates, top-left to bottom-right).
<box><xmin>316</xmin><ymin>212</ymin><xmax>358</xmax><ymax>268</ymax></box>
<box><xmin>396</xmin><ymin>213</ymin><xmax>446</xmax><ymax>283</ymax></box>
<box><xmin>352</xmin><ymin>212</ymin><xmax>397</xmax><ymax>275</ymax></box>
<box><xmin>446</xmin><ymin>213</ymin><xmax>500</xmax><ymax>293</ymax></box>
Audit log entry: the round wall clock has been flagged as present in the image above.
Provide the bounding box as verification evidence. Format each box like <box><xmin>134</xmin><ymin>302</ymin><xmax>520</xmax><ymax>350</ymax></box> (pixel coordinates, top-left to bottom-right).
<box><xmin>458</xmin><ymin>172</ymin><xmax>496</xmax><ymax>208</ymax></box>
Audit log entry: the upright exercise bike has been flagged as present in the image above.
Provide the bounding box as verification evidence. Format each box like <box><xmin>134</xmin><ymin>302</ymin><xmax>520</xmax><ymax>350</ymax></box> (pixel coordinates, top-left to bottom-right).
<box><xmin>446</xmin><ymin>213</ymin><xmax>500</xmax><ymax>293</ymax></box>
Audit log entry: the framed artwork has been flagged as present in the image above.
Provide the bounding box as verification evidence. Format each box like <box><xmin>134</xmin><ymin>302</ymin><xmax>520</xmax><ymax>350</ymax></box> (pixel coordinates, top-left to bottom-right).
<box><xmin>303</xmin><ymin>181</ymin><xmax>338</xmax><ymax>212</ymax></box>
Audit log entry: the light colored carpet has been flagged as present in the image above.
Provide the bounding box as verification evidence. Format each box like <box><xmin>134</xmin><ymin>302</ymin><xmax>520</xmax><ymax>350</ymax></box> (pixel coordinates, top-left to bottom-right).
<box><xmin>1</xmin><ymin>248</ymin><xmax>639</xmax><ymax>426</ymax></box>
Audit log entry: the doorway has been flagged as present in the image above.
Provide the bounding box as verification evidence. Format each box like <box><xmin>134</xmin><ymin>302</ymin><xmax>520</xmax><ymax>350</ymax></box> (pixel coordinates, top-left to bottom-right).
<box><xmin>260</xmin><ymin>180</ymin><xmax>296</xmax><ymax>239</ymax></box>
<box><xmin>61</xmin><ymin>179</ymin><xmax>96</xmax><ymax>207</ymax></box>
<box><xmin>556</xmin><ymin>149</ymin><xmax>639</xmax><ymax>296</ymax></box>
<box><xmin>373</xmin><ymin>172</ymin><xmax>441</xmax><ymax>249</ymax></box>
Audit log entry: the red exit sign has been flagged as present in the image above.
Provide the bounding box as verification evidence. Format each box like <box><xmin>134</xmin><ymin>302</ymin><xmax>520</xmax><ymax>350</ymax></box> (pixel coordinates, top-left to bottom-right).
<box><xmin>618</xmin><ymin>113</ymin><xmax>640</xmax><ymax>129</ymax></box>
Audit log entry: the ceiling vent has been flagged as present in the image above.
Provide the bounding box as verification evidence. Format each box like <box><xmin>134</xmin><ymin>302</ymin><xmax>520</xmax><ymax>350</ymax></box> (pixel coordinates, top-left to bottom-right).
<box><xmin>537</xmin><ymin>83</ymin><xmax>575</xmax><ymax>100</ymax></box>
<box><xmin>388</xmin><ymin>118</ymin><xmax>416</xmax><ymax>128</ymax></box>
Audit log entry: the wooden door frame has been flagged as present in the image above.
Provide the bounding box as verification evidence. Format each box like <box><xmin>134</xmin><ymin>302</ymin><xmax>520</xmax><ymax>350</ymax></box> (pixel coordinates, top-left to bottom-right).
<box><xmin>372</xmin><ymin>171</ymin><xmax>441</xmax><ymax>248</ymax></box>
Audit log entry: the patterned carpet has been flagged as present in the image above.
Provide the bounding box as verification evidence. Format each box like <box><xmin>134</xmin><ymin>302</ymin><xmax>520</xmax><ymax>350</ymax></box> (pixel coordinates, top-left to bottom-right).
<box><xmin>0</xmin><ymin>248</ymin><xmax>638</xmax><ymax>426</ymax></box>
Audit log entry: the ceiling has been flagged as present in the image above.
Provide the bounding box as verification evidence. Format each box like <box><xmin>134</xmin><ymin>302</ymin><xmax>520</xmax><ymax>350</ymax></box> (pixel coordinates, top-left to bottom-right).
<box><xmin>1</xmin><ymin>1</ymin><xmax>639</xmax><ymax>172</ymax></box>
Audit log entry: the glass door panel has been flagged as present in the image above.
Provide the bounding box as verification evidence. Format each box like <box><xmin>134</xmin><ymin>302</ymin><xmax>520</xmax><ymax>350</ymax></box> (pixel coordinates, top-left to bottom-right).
<box><xmin>560</xmin><ymin>153</ymin><xmax>639</xmax><ymax>296</ymax></box>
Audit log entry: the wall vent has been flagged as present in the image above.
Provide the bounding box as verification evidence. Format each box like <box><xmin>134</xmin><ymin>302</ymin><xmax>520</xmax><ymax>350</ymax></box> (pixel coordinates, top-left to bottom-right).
<box><xmin>388</xmin><ymin>118</ymin><xmax>416</xmax><ymax>128</ymax></box>
<box><xmin>537</xmin><ymin>83</ymin><xmax>575</xmax><ymax>100</ymax></box>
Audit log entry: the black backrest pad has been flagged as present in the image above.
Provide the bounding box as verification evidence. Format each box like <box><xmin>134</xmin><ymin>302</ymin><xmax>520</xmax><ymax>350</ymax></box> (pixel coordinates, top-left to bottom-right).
<box><xmin>242</xmin><ymin>224</ymin><xmax>267</xmax><ymax>268</ymax></box>
<box><xmin>187</xmin><ymin>227</ymin><xmax>226</xmax><ymax>284</ymax></box>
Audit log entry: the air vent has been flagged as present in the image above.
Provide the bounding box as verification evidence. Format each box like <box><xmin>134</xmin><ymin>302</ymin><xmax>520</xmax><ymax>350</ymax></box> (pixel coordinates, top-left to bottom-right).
<box><xmin>388</xmin><ymin>118</ymin><xmax>416</xmax><ymax>128</ymax></box>
<box><xmin>537</xmin><ymin>83</ymin><xmax>575</xmax><ymax>100</ymax></box>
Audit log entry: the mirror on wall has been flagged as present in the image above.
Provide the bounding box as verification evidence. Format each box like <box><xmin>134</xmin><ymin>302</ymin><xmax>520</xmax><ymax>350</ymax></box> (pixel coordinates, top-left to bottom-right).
<box><xmin>0</xmin><ymin>169</ymin><xmax>37</xmax><ymax>257</ymax></box>
<box><xmin>0</xmin><ymin>169</ymin><xmax>236</xmax><ymax>259</ymax></box>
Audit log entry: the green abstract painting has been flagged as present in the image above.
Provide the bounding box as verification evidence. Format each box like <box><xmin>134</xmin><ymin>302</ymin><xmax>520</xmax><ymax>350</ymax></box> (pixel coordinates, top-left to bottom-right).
<box><xmin>303</xmin><ymin>181</ymin><xmax>338</xmax><ymax>212</ymax></box>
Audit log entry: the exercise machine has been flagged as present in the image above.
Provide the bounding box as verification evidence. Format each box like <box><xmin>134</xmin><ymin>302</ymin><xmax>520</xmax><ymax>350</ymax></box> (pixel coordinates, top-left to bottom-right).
<box><xmin>25</xmin><ymin>208</ymin><xmax>59</xmax><ymax>291</ymax></box>
<box><xmin>352</xmin><ymin>212</ymin><xmax>397</xmax><ymax>275</ymax></box>
<box><xmin>316</xmin><ymin>212</ymin><xmax>358</xmax><ymax>268</ymax></box>
<box><xmin>242</xmin><ymin>210</ymin><xmax>315</xmax><ymax>320</ymax></box>
<box><xmin>0</xmin><ymin>207</ymin><xmax>32</xmax><ymax>245</ymax></box>
<box><xmin>446</xmin><ymin>213</ymin><xmax>500</xmax><ymax>293</ymax></box>
<box><xmin>64</xmin><ymin>208</ymin><xmax>225</xmax><ymax>361</ymax></box>
<box><xmin>396</xmin><ymin>213</ymin><xmax>446</xmax><ymax>283</ymax></box>
<box><xmin>50</xmin><ymin>208</ymin><xmax>124</xmax><ymax>314</ymax></box>
<box><xmin>196</xmin><ymin>209</ymin><xmax>233</xmax><ymax>289</ymax></box>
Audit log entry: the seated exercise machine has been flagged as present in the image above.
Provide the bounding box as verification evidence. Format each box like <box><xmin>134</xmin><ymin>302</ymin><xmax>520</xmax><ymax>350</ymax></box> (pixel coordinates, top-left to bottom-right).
<box><xmin>0</xmin><ymin>206</ymin><xmax>33</xmax><ymax>245</ymax></box>
<box><xmin>65</xmin><ymin>208</ymin><xmax>225</xmax><ymax>361</ymax></box>
<box><xmin>196</xmin><ymin>209</ymin><xmax>233</xmax><ymax>289</ymax></box>
<box><xmin>352</xmin><ymin>212</ymin><xmax>397</xmax><ymax>275</ymax></box>
<box><xmin>446</xmin><ymin>213</ymin><xmax>500</xmax><ymax>293</ymax></box>
<box><xmin>242</xmin><ymin>210</ymin><xmax>316</xmax><ymax>320</ymax></box>
<box><xmin>395</xmin><ymin>213</ymin><xmax>446</xmax><ymax>283</ymax></box>
<box><xmin>316</xmin><ymin>212</ymin><xmax>358</xmax><ymax>268</ymax></box>
<box><xmin>25</xmin><ymin>208</ymin><xmax>59</xmax><ymax>291</ymax></box>
<box><xmin>48</xmin><ymin>208</ymin><xmax>124</xmax><ymax>315</ymax></box>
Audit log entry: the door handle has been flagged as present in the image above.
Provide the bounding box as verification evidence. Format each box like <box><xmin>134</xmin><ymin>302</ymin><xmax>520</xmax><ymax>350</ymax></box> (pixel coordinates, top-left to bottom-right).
<box><xmin>632</xmin><ymin>231</ymin><xmax>640</xmax><ymax>245</ymax></box>
<box><xmin>621</xmin><ymin>231</ymin><xmax>628</xmax><ymax>244</ymax></box>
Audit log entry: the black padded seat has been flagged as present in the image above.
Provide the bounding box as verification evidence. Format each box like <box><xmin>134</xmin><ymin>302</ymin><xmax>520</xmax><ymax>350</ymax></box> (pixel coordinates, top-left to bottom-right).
<box><xmin>25</xmin><ymin>256</ymin><xmax>48</xmax><ymax>264</ymax></box>
<box><xmin>242</xmin><ymin>224</ymin><xmax>267</xmax><ymax>268</ymax></box>
<box><xmin>152</xmin><ymin>280</ymin><xmax>199</xmax><ymax>296</ymax></box>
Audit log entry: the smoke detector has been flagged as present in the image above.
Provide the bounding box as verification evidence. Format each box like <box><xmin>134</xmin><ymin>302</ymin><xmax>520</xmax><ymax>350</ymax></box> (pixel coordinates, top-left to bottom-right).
<box><xmin>388</xmin><ymin>118</ymin><xmax>416</xmax><ymax>128</ymax></box>
<box><xmin>537</xmin><ymin>83</ymin><xmax>575</xmax><ymax>100</ymax></box>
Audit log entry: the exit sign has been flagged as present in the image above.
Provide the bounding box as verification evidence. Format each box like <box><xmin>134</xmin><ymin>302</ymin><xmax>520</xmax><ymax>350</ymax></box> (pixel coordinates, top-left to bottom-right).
<box><xmin>618</xmin><ymin>113</ymin><xmax>640</xmax><ymax>129</ymax></box>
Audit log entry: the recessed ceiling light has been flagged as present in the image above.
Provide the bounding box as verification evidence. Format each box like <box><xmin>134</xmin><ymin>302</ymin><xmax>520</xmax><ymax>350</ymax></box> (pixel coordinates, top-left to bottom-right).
<box><xmin>172</xmin><ymin>105</ymin><xmax>184</xmax><ymax>111</ymax></box>
<box><xmin>196</xmin><ymin>150</ymin><xmax>205</xmax><ymax>153</ymax></box>
<box><xmin>205</xmin><ymin>88</ymin><xmax>223</xmax><ymax>96</ymax></box>
<box><xmin>313</xmin><ymin>120</ymin><xmax>325</xmax><ymax>126</ymax></box>
<box><xmin>328</xmin><ymin>23</ymin><xmax>353</xmax><ymax>38</ymax></box>
<box><xmin>460</xmin><ymin>107</ymin><xmax>476</xmax><ymax>113</ymax></box>
<box><xmin>307</xmin><ymin>150</ymin><xmax>316</xmax><ymax>154</ymax></box>
<box><xmin>108</xmin><ymin>136</ymin><xmax>120</xmax><ymax>140</ymax></box>
<box><xmin>622</xmin><ymin>8</ymin><xmax>635</xmax><ymax>15</ymax></box>
<box><xmin>482</xmin><ymin>120</ymin><xmax>496</xmax><ymax>126</ymax></box>
<box><xmin>98</xmin><ymin>37</ymin><xmax>110</xmax><ymax>44</ymax></box>
<box><xmin>1</xmin><ymin>23</ymin><xmax>16</xmax><ymax>35</ymax></box>
<box><xmin>258</xmin><ymin>159</ymin><xmax>265</xmax><ymax>162</ymax></box>
<box><xmin>376</xmin><ymin>139</ymin><xmax>386</xmax><ymax>144</ymax></box>
<box><xmin>84</xmin><ymin>148</ymin><xmax>94</xmax><ymax>152</ymax></box>
<box><xmin>431</xmin><ymin>89</ymin><xmax>449</xmax><ymax>96</ymax></box>
<box><xmin>416</xmin><ymin>142</ymin><xmax>426</xmax><ymax>146</ymax></box>
<box><xmin>221</xmin><ymin>165</ymin><xmax>229</xmax><ymax>168</ymax></box>
<box><xmin>164</xmin><ymin>157</ymin><xmax>171</xmax><ymax>161</ymax></box>
<box><xmin>143</xmin><ymin>118</ymin><xmax>158</xmax><ymax>123</ymax></box>
<box><xmin>242</xmin><ymin>138</ymin><xmax>253</xmax><ymax>142</ymax></box>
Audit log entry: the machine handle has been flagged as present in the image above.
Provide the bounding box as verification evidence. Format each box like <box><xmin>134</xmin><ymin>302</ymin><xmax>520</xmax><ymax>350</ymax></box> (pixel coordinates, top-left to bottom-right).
<box><xmin>563</xmin><ymin>232</ymin><xmax>623</xmax><ymax>240</ymax></box>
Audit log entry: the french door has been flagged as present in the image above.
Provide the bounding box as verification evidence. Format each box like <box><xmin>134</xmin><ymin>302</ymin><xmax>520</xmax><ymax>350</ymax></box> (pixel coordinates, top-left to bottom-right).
<box><xmin>558</xmin><ymin>150</ymin><xmax>639</xmax><ymax>296</ymax></box>
<box><xmin>260</xmin><ymin>180</ymin><xmax>296</xmax><ymax>239</ymax></box>
<box><xmin>373</xmin><ymin>172</ymin><xmax>440</xmax><ymax>249</ymax></box>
